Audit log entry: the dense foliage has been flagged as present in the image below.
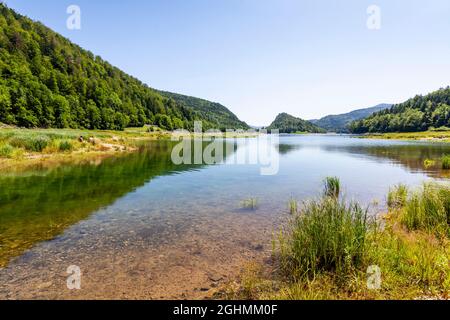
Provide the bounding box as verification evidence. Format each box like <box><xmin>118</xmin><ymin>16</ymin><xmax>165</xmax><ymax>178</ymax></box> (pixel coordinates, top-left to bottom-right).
<box><xmin>158</xmin><ymin>91</ymin><xmax>248</xmax><ymax>130</ymax></box>
<box><xmin>349</xmin><ymin>88</ymin><xmax>450</xmax><ymax>133</ymax></box>
<box><xmin>0</xmin><ymin>4</ymin><xmax>245</xmax><ymax>131</ymax></box>
<box><xmin>311</xmin><ymin>104</ymin><xmax>392</xmax><ymax>133</ymax></box>
<box><xmin>267</xmin><ymin>113</ymin><xmax>324</xmax><ymax>134</ymax></box>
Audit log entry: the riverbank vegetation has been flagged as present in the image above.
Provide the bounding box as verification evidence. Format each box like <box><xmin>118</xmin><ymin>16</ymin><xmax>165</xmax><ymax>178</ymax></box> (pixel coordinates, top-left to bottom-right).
<box><xmin>0</xmin><ymin>127</ymin><xmax>171</xmax><ymax>170</ymax></box>
<box><xmin>349</xmin><ymin>87</ymin><xmax>450</xmax><ymax>134</ymax></box>
<box><xmin>227</xmin><ymin>179</ymin><xmax>450</xmax><ymax>300</ymax></box>
<box><xmin>359</xmin><ymin>130</ymin><xmax>450</xmax><ymax>142</ymax></box>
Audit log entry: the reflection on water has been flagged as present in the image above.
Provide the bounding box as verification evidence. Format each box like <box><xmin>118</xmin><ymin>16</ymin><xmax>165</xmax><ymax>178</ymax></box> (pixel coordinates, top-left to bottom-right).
<box><xmin>0</xmin><ymin>135</ymin><xmax>449</xmax><ymax>298</ymax></box>
<box><xmin>0</xmin><ymin>141</ymin><xmax>209</xmax><ymax>267</ymax></box>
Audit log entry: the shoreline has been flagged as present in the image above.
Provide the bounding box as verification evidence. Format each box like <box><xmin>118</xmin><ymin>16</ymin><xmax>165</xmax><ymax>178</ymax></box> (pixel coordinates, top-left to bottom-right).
<box><xmin>0</xmin><ymin>127</ymin><xmax>258</xmax><ymax>172</ymax></box>
<box><xmin>357</xmin><ymin>131</ymin><xmax>450</xmax><ymax>143</ymax></box>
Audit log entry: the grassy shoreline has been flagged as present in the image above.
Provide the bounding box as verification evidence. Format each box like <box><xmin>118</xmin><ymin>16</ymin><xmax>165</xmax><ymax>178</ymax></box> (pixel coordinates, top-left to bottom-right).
<box><xmin>0</xmin><ymin>127</ymin><xmax>172</xmax><ymax>171</ymax></box>
<box><xmin>360</xmin><ymin>130</ymin><xmax>450</xmax><ymax>143</ymax></box>
<box><xmin>0</xmin><ymin>127</ymin><xmax>258</xmax><ymax>171</ymax></box>
<box><xmin>225</xmin><ymin>179</ymin><xmax>450</xmax><ymax>300</ymax></box>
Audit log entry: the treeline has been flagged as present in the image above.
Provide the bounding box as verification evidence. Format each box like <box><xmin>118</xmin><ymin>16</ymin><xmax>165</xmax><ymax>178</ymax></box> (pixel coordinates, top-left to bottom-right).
<box><xmin>158</xmin><ymin>91</ymin><xmax>248</xmax><ymax>131</ymax></box>
<box><xmin>0</xmin><ymin>4</ymin><xmax>245</xmax><ymax>131</ymax></box>
<box><xmin>267</xmin><ymin>113</ymin><xmax>325</xmax><ymax>134</ymax></box>
<box><xmin>349</xmin><ymin>87</ymin><xmax>450</xmax><ymax>133</ymax></box>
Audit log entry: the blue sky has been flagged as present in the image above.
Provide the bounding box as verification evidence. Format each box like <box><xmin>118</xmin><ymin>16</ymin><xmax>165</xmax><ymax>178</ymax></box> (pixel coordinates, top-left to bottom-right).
<box><xmin>4</xmin><ymin>0</ymin><xmax>450</xmax><ymax>125</ymax></box>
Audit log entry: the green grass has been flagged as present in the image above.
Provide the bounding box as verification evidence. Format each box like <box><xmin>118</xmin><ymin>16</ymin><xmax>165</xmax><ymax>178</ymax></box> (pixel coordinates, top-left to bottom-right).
<box><xmin>387</xmin><ymin>184</ymin><xmax>408</xmax><ymax>209</ymax></box>
<box><xmin>278</xmin><ymin>196</ymin><xmax>370</xmax><ymax>282</ymax></box>
<box><xmin>401</xmin><ymin>183</ymin><xmax>450</xmax><ymax>237</ymax></box>
<box><xmin>361</xmin><ymin>130</ymin><xmax>450</xmax><ymax>142</ymax></box>
<box><xmin>9</xmin><ymin>135</ymin><xmax>50</xmax><ymax>152</ymax></box>
<box><xmin>227</xmin><ymin>179</ymin><xmax>450</xmax><ymax>300</ymax></box>
<box><xmin>0</xmin><ymin>143</ymin><xmax>14</xmax><ymax>158</ymax></box>
<box><xmin>324</xmin><ymin>176</ymin><xmax>341</xmax><ymax>198</ymax></box>
<box><xmin>442</xmin><ymin>155</ymin><xmax>450</xmax><ymax>170</ymax></box>
<box><xmin>58</xmin><ymin>140</ymin><xmax>74</xmax><ymax>152</ymax></box>
<box><xmin>288</xmin><ymin>198</ymin><xmax>298</xmax><ymax>215</ymax></box>
<box><xmin>241</xmin><ymin>198</ymin><xmax>259</xmax><ymax>210</ymax></box>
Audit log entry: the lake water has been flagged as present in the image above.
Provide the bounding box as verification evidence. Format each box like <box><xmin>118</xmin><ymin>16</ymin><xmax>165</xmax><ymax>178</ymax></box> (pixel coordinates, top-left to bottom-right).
<box><xmin>0</xmin><ymin>135</ymin><xmax>449</xmax><ymax>299</ymax></box>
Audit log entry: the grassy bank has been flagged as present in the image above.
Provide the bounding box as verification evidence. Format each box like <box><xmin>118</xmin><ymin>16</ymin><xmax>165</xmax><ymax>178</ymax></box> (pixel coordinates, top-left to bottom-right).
<box><xmin>0</xmin><ymin>127</ymin><xmax>259</xmax><ymax>171</ymax></box>
<box><xmin>0</xmin><ymin>127</ymin><xmax>173</xmax><ymax>171</ymax></box>
<box><xmin>361</xmin><ymin>130</ymin><xmax>450</xmax><ymax>143</ymax></box>
<box><xmin>226</xmin><ymin>179</ymin><xmax>450</xmax><ymax>300</ymax></box>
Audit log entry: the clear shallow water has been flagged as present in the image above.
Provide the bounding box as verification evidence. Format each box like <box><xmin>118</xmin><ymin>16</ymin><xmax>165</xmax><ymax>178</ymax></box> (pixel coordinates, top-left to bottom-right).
<box><xmin>0</xmin><ymin>135</ymin><xmax>449</xmax><ymax>298</ymax></box>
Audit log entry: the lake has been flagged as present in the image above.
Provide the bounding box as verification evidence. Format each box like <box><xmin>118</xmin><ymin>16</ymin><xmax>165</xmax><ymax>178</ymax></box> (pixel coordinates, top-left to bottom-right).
<box><xmin>0</xmin><ymin>135</ymin><xmax>449</xmax><ymax>299</ymax></box>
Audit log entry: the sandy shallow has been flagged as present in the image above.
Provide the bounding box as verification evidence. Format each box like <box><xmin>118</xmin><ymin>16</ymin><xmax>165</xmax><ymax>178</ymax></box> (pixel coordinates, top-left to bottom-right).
<box><xmin>0</xmin><ymin>205</ymin><xmax>281</xmax><ymax>300</ymax></box>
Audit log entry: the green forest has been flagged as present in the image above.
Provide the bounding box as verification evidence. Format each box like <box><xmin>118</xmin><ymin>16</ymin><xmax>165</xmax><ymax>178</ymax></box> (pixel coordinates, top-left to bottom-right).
<box><xmin>349</xmin><ymin>87</ymin><xmax>450</xmax><ymax>133</ymax></box>
<box><xmin>0</xmin><ymin>4</ymin><xmax>247</xmax><ymax>131</ymax></box>
<box><xmin>267</xmin><ymin>113</ymin><xmax>324</xmax><ymax>134</ymax></box>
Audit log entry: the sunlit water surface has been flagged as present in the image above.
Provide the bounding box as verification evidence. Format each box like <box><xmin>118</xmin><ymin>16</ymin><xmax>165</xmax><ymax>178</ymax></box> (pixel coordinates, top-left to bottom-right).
<box><xmin>0</xmin><ymin>135</ymin><xmax>449</xmax><ymax>298</ymax></box>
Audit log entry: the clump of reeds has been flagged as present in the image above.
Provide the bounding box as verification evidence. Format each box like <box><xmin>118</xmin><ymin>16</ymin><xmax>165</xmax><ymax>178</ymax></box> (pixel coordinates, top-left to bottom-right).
<box><xmin>323</xmin><ymin>176</ymin><xmax>340</xmax><ymax>198</ymax></box>
<box><xmin>278</xmin><ymin>180</ymin><xmax>369</xmax><ymax>282</ymax></box>
<box><xmin>442</xmin><ymin>155</ymin><xmax>450</xmax><ymax>170</ymax></box>
<box><xmin>401</xmin><ymin>183</ymin><xmax>450</xmax><ymax>237</ymax></box>
<box><xmin>387</xmin><ymin>184</ymin><xmax>408</xmax><ymax>209</ymax></box>
<box><xmin>241</xmin><ymin>198</ymin><xmax>258</xmax><ymax>210</ymax></box>
<box><xmin>288</xmin><ymin>198</ymin><xmax>298</xmax><ymax>215</ymax></box>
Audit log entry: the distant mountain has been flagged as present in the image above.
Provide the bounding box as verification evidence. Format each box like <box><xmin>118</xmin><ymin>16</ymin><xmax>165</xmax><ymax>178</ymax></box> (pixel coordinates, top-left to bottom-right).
<box><xmin>158</xmin><ymin>91</ymin><xmax>248</xmax><ymax>130</ymax></box>
<box><xmin>349</xmin><ymin>88</ymin><xmax>450</xmax><ymax>133</ymax></box>
<box><xmin>0</xmin><ymin>4</ymin><xmax>246</xmax><ymax>131</ymax></box>
<box><xmin>310</xmin><ymin>104</ymin><xmax>392</xmax><ymax>133</ymax></box>
<box><xmin>268</xmin><ymin>113</ymin><xmax>325</xmax><ymax>133</ymax></box>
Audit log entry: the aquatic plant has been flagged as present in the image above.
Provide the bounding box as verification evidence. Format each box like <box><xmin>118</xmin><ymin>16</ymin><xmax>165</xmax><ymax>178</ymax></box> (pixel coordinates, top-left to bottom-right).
<box><xmin>288</xmin><ymin>198</ymin><xmax>298</xmax><ymax>215</ymax></box>
<box><xmin>423</xmin><ymin>159</ymin><xmax>436</xmax><ymax>169</ymax></box>
<box><xmin>323</xmin><ymin>176</ymin><xmax>340</xmax><ymax>198</ymax></box>
<box><xmin>278</xmin><ymin>194</ymin><xmax>369</xmax><ymax>281</ymax></box>
<box><xmin>241</xmin><ymin>198</ymin><xmax>258</xmax><ymax>210</ymax></box>
<box><xmin>442</xmin><ymin>154</ymin><xmax>450</xmax><ymax>170</ymax></box>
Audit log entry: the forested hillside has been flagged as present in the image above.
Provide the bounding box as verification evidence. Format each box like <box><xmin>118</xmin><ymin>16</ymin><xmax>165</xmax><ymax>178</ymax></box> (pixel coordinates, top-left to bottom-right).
<box><xmin>158</xmin><ymin>91</ymin><xmax>248</xmax><ymax>130</ymax></box>
<box><xmin>267</xmin><ymin>113</ymin><xmax>324</xmax><ymax>134</ymax></box>
<box><xmin>0</xmin><ymin>4</ymin><xmax>245</xmax><ymax>131</ymax></box>
<box><xmin>311</xmin><ymin>104</ymin><xmax>392</xmax><ymax>133</ymax></box>
<box><xmin>350</xmin><ymin>88</ymin><xmax>450</xmax><ymax>133</ymax></box>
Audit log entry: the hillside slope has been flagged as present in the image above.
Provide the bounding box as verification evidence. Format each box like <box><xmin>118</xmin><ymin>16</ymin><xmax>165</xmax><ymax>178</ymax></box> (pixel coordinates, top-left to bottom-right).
<box><xmin>349</xmin><ymin>88</ymin><xmax>450</xmax><ymax>133</ymax></box>
<box><xmin>311</xmin><ymin>104</ymin><xmax>392</xmax><ymax>133</ymax></box>
<box><xmin>0</xmin><ymin>4</ymin><xmax>245</xmax><ymax>131</ymax></box>
<box><xmin>267</xmin><ymin>113</ymin><xmax>324</xmax><ymax>134</ymax></box>
<box><xmin>158</xmin><ymin>91</ymin><xmax>248</xmax><ymax>130</ymax></box>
